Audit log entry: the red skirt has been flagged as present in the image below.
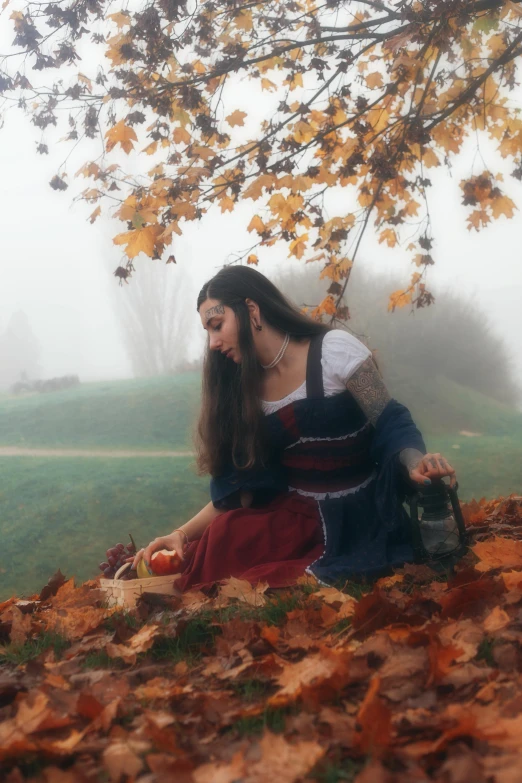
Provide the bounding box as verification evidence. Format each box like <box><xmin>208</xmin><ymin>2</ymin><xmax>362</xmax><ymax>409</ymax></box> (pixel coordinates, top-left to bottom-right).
<box><xmin>175</xmin><ymin>493</ymin><xmax>324</xmax><ymax>592</ymax></box>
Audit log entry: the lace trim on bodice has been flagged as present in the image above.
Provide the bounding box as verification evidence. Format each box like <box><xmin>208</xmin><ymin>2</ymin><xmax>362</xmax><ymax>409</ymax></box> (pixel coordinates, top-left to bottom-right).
<box><xmin>261</xmin><ymin>381</ymin><xmax>306</xmax><ymax>415</ymax></box>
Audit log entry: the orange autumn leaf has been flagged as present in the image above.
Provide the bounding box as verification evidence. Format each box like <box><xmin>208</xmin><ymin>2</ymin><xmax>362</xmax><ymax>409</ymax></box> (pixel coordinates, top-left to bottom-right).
<box><xmin>89</xmin><ymin>205</ymin><xmax>101</xmax><ymax>224</ymax></box>
<box><xmin>388</xmin><ymin>288</ymin><xmax>412</xmax><ymax>312</ymax></box>
<box><xmin>472</xmin><ymin>536</ymin><xmax>522</xmax><ymax>571</ymax></box>
<box><xmin>234</xmin><ymin>10</ymin><xmax>253</xmax><ymax>31</ymax></box>
<box><xmin>194</xmin><ymin>733</ymin><xmax>323</xmax><ymax>783</ymax></box>
<box><xmin>247</xmin><ymin>253</ymin><xmax>259</xmax><ymax>265</ymax></box>
<box><xmin>366</xmin><ymin>71</ymin><xmax>384</xmax><ymax>88</ymax></box>
<box><xmin>355</xmin><ymin>677</ymin><xmax>392</xmax><ymax>755</ymax></box>
<box><xmin>217</xmin><ymin>576</ymin><xmax>268</xmax><ymax>607</ymax></box>
<box><xmin>225</xmin><ymin>110</ymin><xmax>247</xmax><ymax>127</ymax></box>
<box><xmin>113</xmin><ymin>225</ymin><xmax>164</xmax><ymax>259</ymax></box>
<box><xmin>247</xmin><ymin>215</ymin><xmax>266</xmax><ymax>233</ymax></box>
<box><xmin>483</xmin><ymin>606</ymin><xmax>511</xmax><ymax>633</ymax></box>
<box><xmin>108</xmin><ymin>11</ymin><xmax>131</xmax><ymax>28</ymax></box>
<box><xmin>219</xmin><ymin>195</ymin><xmax>235</xmax><ymax>213</ymax></box>
<box><xmin>269</xmin><ymin>647</ymin><xmax>352</xmax><ymax>708</ymax></box>
<box><xmin>378</xmin><ymin>228</ymin><xmax>398</xmax><ymax>247</ymax></box>
<box><xmin>105</xmin><ymin>120</ymin><xmax>138</xmax><ymax>155</ymax></box>
<box><xmin>288</xmin><ymin>234</ymin><xmax>308</xmax><ymax>259</ymax></box>
<box><xmin>491</xmin><ymin>194</ymin><xmax>516</xmax><ymax>219</ymax></box>
<box><xmin>501</xmin><ymin>570</ymin><xmax>522</xmax><ymax>590</ymax></box>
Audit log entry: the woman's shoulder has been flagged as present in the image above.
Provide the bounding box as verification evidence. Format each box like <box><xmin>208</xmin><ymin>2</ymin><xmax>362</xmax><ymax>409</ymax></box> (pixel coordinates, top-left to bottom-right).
<box><xmin>322</xmin><ymin>328</ymin><xmax>371</xmax><ymax>358</ymax></box>
<box><xmin>321</xmin><ymin>329</ymin><xmax>371</xmax><ymax>390</ymax></box>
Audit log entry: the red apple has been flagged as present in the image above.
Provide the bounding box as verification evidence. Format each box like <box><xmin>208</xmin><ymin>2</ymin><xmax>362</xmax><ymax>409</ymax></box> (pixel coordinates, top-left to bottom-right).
<box><xmin>150</xmin><ymin>549</ymin><xmax>182</xmax><ymax>576</ymax></box>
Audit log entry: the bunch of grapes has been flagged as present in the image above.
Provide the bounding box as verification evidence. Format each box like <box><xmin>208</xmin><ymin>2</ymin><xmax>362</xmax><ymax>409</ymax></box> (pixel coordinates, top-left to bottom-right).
<box><xmin>98</xmin><ymin>536</ymin><xmax>137</xmax><ymax>580</ymax></box>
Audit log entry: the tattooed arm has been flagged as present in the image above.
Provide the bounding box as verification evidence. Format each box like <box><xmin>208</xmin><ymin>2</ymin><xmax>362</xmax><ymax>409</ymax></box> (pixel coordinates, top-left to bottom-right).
<box><xmin>345</xmin><ymin>356</ymin><xmax>391</xmax><ymax>426</ymax></box>
<box><xmin>346</xmin><ymin>359</ymin><xmax>457</xmax><ymax>486</ymax></box>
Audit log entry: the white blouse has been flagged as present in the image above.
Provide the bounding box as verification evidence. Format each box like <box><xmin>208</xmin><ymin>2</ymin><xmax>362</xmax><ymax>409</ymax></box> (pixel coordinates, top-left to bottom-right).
<box><xmin>261</xmin><ymin>329</ymin><xmax>371</xmax><ymax>415</ymax></box>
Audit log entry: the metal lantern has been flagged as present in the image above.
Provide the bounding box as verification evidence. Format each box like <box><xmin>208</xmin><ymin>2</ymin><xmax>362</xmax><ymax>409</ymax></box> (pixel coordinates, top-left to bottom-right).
<box><xmin>407</xmin><ymin>479</ymin><xmax>468</xmax><ymax>566</ymax></box>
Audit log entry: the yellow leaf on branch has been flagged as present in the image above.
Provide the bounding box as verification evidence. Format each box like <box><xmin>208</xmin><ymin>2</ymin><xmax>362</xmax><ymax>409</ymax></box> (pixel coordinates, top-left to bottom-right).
<box><xmin>378</xmin><ymin>228</ymin><xmax>398</xmax><ymax>248</ymax></box>
<box><xmin>226</xmin><ymin>110</ymin><xmax>247</xmax><ymax>127</ymax></box>
<box><xmin>105</xmin><ymin>120</ymin><xmax>138</xmax><ymax>155</ymax></box>
<box><xmin>234</xmin><ymin>10</ymin><xmax>253</xmax><ymax>31</ymax></box>
<box><xmin>319</xmin><ymin>295</ymin><xmax>337</xmax><ymax>316</ymax></box>
<box><xmin>243</xmin><ymin>173</ymin><xmax>277</xmax><ymax>201</ymax></box>
<box><xmin>113</xmin><ymin>225</ymin><xmax>164</xmax><ymax>259</ymax></box>
<box><xmin>269</xmin><ymin>193</ymin><xmax>304</xmax><ymax>223</ymax></box>
<box><xmin>158</xmin><ymin>222</ymin><xmax>182</xmax><ymax>242</ymax></box>
<box><xmin>491</xmin><ymin>194</ymin><xmax>516</xmax><ymax>220</ymax></box>
<box><xmin>219</xmin><ymin>195</ymin><xmax>235</xmax><ymax>213</ymax></box>
<box><xmin>247</xmin><ymin>254</ymin><xmax>259</xmax><ymax>265</ymax></box>
<box><xmin>366</xmin><ymin>72</ymin><xmax>384</xmax><ymax>89</ymax></box>
<box><xmin>388</xmin><ymin>289</ymin><xmax>412</xmax><ymax>312</ymax></box>
<box><xmin>286</xmin><ymin>72</ymin><xmax>303</xmax><ymax>90</ymax></box>
<box><xmin>247</xmin><ymin>215</ymin><xmax>266</xmax><ymax>234</ymax></box>
<box><xmin>173</xmin><ymin>126</ymin><xmax>191</xmax><ymax>145</ymax></box>
<box><xmin>108</xmin><ymin>11</ymin><xmax>131</xmax><ymax>28</ymax></box>
<box><xmin>289</xmin><ymin>234</ymin><xmax>308</xmax><ymax>259</ymax></box>
<box><xmin>89</xmin><ymin>206</ymin><xmax>101</xmax><ymax>224</ymax></box>
<box><xmin>293</xmin><ymin>121</ymin><xmax>315</xmax><ymax>144</ymax></box>
<box><xmin>261</xmin><ymin>78</ymin><xmax>277</xmax><ymax>92</ymax></box>
<box><xmin>467</xmin><ymin>209</ymin><xmax>491</xmax><ymax>231</ymax></box>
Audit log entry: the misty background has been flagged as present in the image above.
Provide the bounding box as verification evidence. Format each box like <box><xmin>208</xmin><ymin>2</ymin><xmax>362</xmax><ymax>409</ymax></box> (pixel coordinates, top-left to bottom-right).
<box><xmin>1</xmin><ymin>107</ymin><xmax>521</xmax><ymax>399</ymax></box>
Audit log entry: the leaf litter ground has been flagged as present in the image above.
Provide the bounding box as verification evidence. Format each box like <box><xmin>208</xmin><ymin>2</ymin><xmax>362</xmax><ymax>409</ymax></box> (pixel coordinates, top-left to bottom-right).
<box><xmin>1</xmin><ymin>495</ymin><xmax>522</xmax><ymax>782</ymax></box>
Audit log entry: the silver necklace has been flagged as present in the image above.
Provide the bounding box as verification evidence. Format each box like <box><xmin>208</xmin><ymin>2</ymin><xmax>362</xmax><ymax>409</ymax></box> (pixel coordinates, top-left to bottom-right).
<box><xmin>261</xmin><ymin>333</ymin><xmax>290</xmax><ymax>370</ymax></box>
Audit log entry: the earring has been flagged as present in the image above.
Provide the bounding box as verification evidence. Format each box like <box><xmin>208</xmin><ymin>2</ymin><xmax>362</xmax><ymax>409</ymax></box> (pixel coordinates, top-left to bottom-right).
<box><xmin>255</xmin><ymin>323</ymin><xmax>262</xmax><ymax>331</ymax></box>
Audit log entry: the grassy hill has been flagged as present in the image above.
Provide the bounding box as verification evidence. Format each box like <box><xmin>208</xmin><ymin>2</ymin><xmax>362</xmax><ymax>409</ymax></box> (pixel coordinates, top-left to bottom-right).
<box><xmin>0</xmin><ymin>456</ymin><xmax>208</xmax><ymax>600</ymax></box>
<box><xmin>1</xmin><ymin>370</ymin><xmax>520</xmax><ymax>450</ymax></box>
<box><xmin>0</xmin><ymin>371</ymin><xmax>520</xmax><ymax>600</ymax></box>
<box><xmin>0</xmin><ymin>373</ymin><xmax>201</xmax><ymax>450</ymax></box>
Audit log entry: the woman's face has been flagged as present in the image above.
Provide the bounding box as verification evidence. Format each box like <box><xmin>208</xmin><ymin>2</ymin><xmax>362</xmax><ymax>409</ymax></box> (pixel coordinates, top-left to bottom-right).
<box><xmin>199</xmin><ymin>298</ymin><xmax>242</xmax><ymax>363</ymax></box>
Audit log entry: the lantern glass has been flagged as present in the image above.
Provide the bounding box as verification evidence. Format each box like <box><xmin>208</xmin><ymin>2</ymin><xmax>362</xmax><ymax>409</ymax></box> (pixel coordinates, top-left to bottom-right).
<box><xmin>407</xmin><ymin>480</ymin><xmax>467</xmax><ymax>562</ymax></box>
<box><xmin>419</xmin><ymin>507</ymin><xmax>460</xmax><ymax>556</ymax></box>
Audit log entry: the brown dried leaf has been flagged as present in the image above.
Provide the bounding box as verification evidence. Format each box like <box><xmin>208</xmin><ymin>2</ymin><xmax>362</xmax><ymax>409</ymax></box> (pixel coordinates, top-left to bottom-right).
<box><xmin>106</xmin><ymin>623</ymin><xmax>160</xmax><ymax>664</ymax></box>
<box><xmin>217</xmin><ymin>577</ymin><xmax>268</xmax><ymax>607</ymax></box>
<box><xmin>472</xmin><ymin>536</ymin><xmax>522</xmax><ymax>571</ymax></box>
<box><xmin>8</xmin><ymin>605</ymin><xmax>32</xmax><ymax>646</ymax></box>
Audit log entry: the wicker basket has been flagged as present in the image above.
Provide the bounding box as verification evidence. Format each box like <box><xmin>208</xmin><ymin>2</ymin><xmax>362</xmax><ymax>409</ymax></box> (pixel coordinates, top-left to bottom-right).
<box><xmin>99</xmin><ymin>563</ymin><xmax>178</xmax><ymax>608</ymax></box>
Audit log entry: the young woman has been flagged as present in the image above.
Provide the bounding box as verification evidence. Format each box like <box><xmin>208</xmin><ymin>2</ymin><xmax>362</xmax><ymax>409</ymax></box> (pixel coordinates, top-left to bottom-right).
<box><xmin>133</xmin><ymin>266</ymin><xmax>457</xmax><ymax>589</ymax></box>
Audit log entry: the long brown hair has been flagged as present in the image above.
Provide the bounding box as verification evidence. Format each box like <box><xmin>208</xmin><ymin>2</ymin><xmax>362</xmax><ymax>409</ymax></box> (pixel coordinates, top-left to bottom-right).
<box><xmin>196</xmin><ymin>266</ymin><xmax>329</xmax><ymax>476</ymax></box>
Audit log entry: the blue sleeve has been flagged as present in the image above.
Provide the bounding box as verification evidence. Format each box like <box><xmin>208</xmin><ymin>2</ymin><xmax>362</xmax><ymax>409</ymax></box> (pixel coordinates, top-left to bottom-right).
<box><xmin>371</xmin><ymin>399</ymin><xmax>426</xmax><ymax>532</ymax></box>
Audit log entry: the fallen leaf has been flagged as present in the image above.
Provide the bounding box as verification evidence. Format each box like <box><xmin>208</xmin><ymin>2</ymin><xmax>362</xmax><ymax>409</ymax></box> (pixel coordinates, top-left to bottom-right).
<box><xmin>354</xmin><ymin>676</ymin><xmax>392</xmax><ymax>755</ymax></box>
<box><xmin>217</xmin><ymin>577</ymin><xmax>268</xmax><ymax>607</ymax></box>
<box><xmin>483</xmin><ymin>606</ymin><xmax>511</xmax><ymax>633</ymax></box>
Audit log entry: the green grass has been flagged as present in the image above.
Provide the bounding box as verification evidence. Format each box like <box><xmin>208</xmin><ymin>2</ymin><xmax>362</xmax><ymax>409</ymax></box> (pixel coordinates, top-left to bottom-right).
<box><xmin>227</xmin><ymin>706</ymin><xmax>293</xmax><ymax>736</ymax></box>
<box><xmin>476</xmin><ymin>638</ymin><xmax>496</xmax><ymax>666</ymax></box>
<box><xmin>229</xmin><ymin>678</ymin><xmax>272</xmax><ymax>702</ymax></box>
<box><xmin>0</xmin><ymin>371</ymin><xmax>520</xmax><ymax>601</ymax></box>
<box><xmin>311</xmin><ymin>758</ymin><xmax>363</xmax><ymax>783</ymax></box>
<box><xmin>151</xmin><ymin>614</ymin><xmax>220</xmax><ymax>664</ymax></box>
<box><xmin>82</xmin><ymin>650</ymin><xmax>128</xmax><ymax>670</ymax></box>
<box><xmin>0</xmin><ymin>456</ymin><xmax>208</xmax><ymax>600</ymax></box>
<box><xmin>0</xmin><ymin>631</ymin><xmax>70</xmax><ymax>665</ymax></box>
<box><xmin>0</xmin><ymin>374</ymin><xmax>201</xmax><ymax>451</ymax></box>
<box><xmin>426</xmin><ymin>433</ymin><xmax>522</xmax><ymax>501</ymax></box>
<box><xmin>2</xmin><ymin>370</ymin><xmax>520</xmax><ymax>452</ymax></box>
<box><xmin>390</xmin><ymin>373</ymin><xmax>522</xmax><ymax>438</ymax></box>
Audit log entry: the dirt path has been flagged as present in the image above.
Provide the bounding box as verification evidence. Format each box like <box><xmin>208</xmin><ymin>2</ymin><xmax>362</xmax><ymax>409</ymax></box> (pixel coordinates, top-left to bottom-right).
<box><xmin>0</xmin><ymin>447</ymin><xmax>194</xmax><ymax>458</ymax></box>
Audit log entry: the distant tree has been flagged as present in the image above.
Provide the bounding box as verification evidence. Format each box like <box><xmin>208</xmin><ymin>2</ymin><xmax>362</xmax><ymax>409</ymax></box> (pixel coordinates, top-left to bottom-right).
<box><xmin>2</xmin><ymin>1</ymin><xmax>522</xmax><ymax>314</ymax></box>
<box><xmin>112</xmin><ymin>260</ymin><xmax>194</xmax><ymax>377</ymax></box>
<box><xmin>0</xmin><ymin>311</ymin><xmax>42</xmax><ymax>390</ymax></box>
<box><xmin>276</xmin><ymin>265</ymin><xmax>521</xmax><ymax>408</ymax></box>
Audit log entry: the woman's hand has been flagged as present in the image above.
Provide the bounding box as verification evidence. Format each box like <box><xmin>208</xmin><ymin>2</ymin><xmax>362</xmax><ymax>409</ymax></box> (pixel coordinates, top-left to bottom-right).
<box><xmin>407</xmin><ymin>451</ymin><xmax>457</xmax><ymax>488</ymax></box>
<box><xmin>131</xmin><ymin>530</ymin><xmax>187</xmax><ymax>572</ymax></box>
